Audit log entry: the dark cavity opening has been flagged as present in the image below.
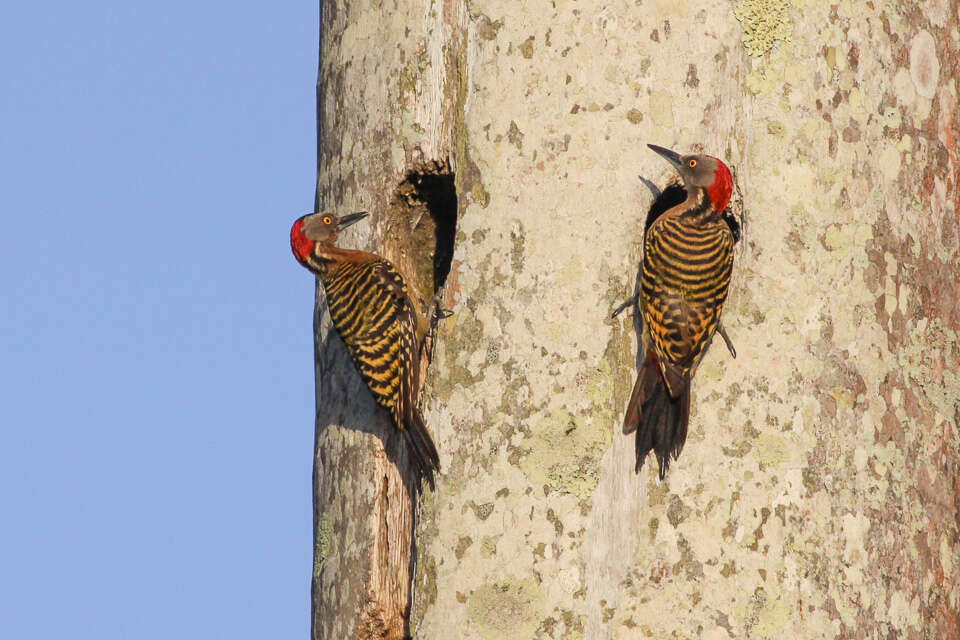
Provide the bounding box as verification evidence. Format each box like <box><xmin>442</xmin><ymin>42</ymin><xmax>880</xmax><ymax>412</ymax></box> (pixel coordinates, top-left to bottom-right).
<box><xmin>408</xmin><ymin>171</ymin><xmax>457</xmax><ymax>294</ymax></box>
<box><xmin>645</xmin><ymin>181</ymin><xmax>741</xmax><ymax>244</ymax></box>
<box><xmin>384</xmin><ymin>161</ymin><xmax>458</xmax><ymax>323</ymax></box>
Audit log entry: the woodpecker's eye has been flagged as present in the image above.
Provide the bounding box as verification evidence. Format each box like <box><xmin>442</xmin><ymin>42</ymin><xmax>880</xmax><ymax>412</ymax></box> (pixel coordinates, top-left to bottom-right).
<box><xmin>322</xmin><ymin>216</ymin><xmax>333</xmax><ymax>225</ymax></box>
<box><xmin>688</xmin><ymin>159</ymin><xmax>697</xmax><ymax>168</ymax></box>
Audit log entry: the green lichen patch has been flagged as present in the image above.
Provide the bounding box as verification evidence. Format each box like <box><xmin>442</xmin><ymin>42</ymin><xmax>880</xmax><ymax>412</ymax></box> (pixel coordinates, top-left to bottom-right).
<box><xmin>674</xmin><ymin>535</ymin><xmax>704</xmax><ymax>580</ymax></box>
<box><xmin>755</xmin><ymin>432</ymin><xmax>790</xmax><ymax>468</ymax></box>
<box><xmin>603</xmin><ymin>321</ymin><xmax>633</xmax><ymax>412</ymax></box>
<box><xmin>498</xmin><ymin>373</ymin><xmax>534</xmax><ymax>422</ymax></box>
<box><xmin>467</xmin><ymin>578</ymin><xmax>545</xmax><ymax>640</ymax></box>
<box><xmin>510</xmin><ymin>224</ymin><xmax>526</xmax><ymax>273</ymax></box>
<box><xmin>480</xmin><ymin>535</ymin><xmax>500</xmax><ymax>558</ymax></box>
<box><xmin>429</xmin><ymin>310</ymin><xmax>487</xmax><ymax>402</ymax></box>
<box><xmin>736</xmin><ymin>587</ymin><xmax>791</xmax><ymax>638</ymax></box>
<box><xmin>410</xmin><ymin>552</ymin><xmax>438</xmax><ymax>634</ymax></box>
<box><xmin>517</xmin><ymin>409</ymin><xmax>610</xmax><ymax>499</ymax></box>
<box><xmin>666</xmin><ymin>494</ymin><xmax>692</xmax><ymax>528</ymax></box>
<box><xmin>898</xmin><ymin>319</ymin><xmax>960</xmax><ymax>427</ymax></box>
<box><xmin>315</xmin><ymin>510</ymin><xmax>334</xmax><ymax>572</ymax></box>
<box><xmin>418</xmin><ymin>556</ymin><xmax>438</xmax><ymax>610</ymax></box>
<box><xmin>394</xmin><ymin>46</ymin><xmax>429</xmax><ymax>103</ymax></box>
<box><xmin>449</xmin><ymin>29</ymin><xmax>489</xmax><ymax>208</ymax></box>
<box><xmin>558</xmin><ymin>609</ymin><xmax>585</xmax><ymax>638</ymax></box>
<box><xmin>733</xmin><ymin>0</ymin><xmax>793</xmax><ymax>56</ymax></box>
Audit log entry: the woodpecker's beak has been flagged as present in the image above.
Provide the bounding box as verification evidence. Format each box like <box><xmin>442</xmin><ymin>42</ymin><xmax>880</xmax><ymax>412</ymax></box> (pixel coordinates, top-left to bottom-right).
<box><xmin>337</xmin><ymin>211</ymin><xmax>368</xmax><ymax>229</ymax></box>
<box><xmin>648</xmin><ymin>144</ymin><xmax>682</xmax><ymax>169</ymax></box>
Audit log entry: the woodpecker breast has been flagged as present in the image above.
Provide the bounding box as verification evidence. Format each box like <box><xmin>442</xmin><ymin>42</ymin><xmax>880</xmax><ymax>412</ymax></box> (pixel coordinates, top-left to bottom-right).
<box><xmin>641</xmin><ymin>201</ymin><xmax>735</xmax><ymax>375</ymax></box>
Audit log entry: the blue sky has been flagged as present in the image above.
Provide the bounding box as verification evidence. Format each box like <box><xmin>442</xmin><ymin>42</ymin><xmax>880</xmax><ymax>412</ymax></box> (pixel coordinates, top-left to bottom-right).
<box><xmin>1</xmin><ymin>2</ymin><xmax>320</xmax><ymax>637</ymax></box>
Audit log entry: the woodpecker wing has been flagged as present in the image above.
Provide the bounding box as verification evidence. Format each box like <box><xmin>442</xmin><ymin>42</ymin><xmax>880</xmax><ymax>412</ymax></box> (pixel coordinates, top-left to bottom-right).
<box><xmin>370</xmin><ymin>262</ymin><xmax>419</xmax><ymax>421</ymax></box>
<box><xmin>369</xmin><ymin>262</ymin><xmax>441</xmax><ymax>475</ymax></box>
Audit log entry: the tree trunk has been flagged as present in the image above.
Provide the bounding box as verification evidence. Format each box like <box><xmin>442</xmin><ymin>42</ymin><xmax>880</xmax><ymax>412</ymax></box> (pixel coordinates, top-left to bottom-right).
<box><xmin>311</xmin><ymin>1</ymin><xmax>959</xmax><ymax>638</ymax></box>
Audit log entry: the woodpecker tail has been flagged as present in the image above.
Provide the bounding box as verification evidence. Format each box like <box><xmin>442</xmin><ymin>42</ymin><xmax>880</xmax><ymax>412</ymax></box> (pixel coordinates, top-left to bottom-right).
<box><xmin>623</xmin><ymin>353</ymin><xmax>690</xmax><ymax>480</ymax></box>
<box><xmin>404</xmin><ymin>407</ymin><xmax>441</xmax><ymax>486</ymax></box>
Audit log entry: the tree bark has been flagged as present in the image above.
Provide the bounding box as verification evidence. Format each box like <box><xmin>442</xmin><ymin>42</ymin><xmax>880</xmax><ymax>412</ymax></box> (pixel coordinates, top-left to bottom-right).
<box><xmin>311</xmin><ymin>0</ymin><xmax>960</xmax><ymax>638</ymax></box>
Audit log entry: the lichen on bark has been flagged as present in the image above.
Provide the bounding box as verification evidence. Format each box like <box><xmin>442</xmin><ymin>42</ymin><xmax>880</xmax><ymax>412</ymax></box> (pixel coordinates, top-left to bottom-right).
<box><xmin>314</xmin><ymin>0</ymin><xmax>960</xmax><ymax>638</ymax></box>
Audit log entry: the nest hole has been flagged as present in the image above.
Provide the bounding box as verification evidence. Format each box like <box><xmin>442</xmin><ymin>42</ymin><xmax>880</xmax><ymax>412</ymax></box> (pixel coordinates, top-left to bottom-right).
<box><xmin>384</xmin><ymin>161</ymin><xmax>458</xmax><ymax>326</ymax></box>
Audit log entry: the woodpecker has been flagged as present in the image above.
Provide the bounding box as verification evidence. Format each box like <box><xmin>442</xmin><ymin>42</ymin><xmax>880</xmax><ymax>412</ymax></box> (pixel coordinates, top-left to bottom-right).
<box><xmin>620</xmin><ymin>144</ymin><xmax>736</xmax><ymax>479</ymax></box>
<box><xmin>291</xmin><ymin>211</ymin><xmax>441</xmax><ymax>480</ymax></box>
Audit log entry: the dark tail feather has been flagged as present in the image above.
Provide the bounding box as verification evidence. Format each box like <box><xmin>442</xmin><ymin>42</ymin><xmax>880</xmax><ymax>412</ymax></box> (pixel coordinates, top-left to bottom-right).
<box><xmin>623</xmin><ymin>355</ymin><xmax>691</xmax><ymax>480</ymax></box>
<box><xmin>404</xmin><ymin>408</ymin><xmax>441</xmax><ymax>486</ymax></box>
<box><xmin>623</xmin><ymin>353</ymin><xmax>660</xmax><ymax>435</ymax></box>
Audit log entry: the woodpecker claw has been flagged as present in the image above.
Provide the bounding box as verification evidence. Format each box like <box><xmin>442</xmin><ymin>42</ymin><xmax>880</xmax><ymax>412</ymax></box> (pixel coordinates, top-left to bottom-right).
<box><xmin>421</xmin><ymin>294</ymin><xmax>453</xmax><ymax>364</ymax></box>
<box><xmin>429</xmin><ymin>294</ymin><xmax>453</xmax><ymax>326</ymax></box>
<box><xmin>717</xmin><ymin>322</ymin><xmax>737</xmax><ymax>359</ymax></box>
<box><xmin>611</xmin><ymin>295</ymin><xmax>639</xmax><ymax>319</ymax></box>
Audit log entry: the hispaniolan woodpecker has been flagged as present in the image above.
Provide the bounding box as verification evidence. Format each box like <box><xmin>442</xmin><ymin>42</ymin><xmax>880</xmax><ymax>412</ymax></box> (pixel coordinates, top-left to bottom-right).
<box><xmin>621</xmin><ymin>144</ymin><xmax>736</xmax><ymax>479</ymax></box>
<box><xmin>291</xmin><ymin>211</ymin><xmax>441</xmax><ymax>480</ymax></box>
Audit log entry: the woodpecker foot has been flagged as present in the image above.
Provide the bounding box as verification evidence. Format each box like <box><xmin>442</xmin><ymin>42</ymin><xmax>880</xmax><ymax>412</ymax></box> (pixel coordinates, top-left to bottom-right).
<box><xmin>421</xmin><ymin>295</ymin><xmax>453</xmax><ymax>364</ymax></box>
<box><xmin>611</xmin><ymin>295</ymin><xmax>639</xmax><ymax>319</ymax></box>
<box><xmin>717</xmin><ymin>322</ymin><xmax>737</xmax><ymax>359</ymax></box>
<box><xmin>431</xmin><ymin>302</ymin><xmax>454</xmax><ymax>329</ymax></box>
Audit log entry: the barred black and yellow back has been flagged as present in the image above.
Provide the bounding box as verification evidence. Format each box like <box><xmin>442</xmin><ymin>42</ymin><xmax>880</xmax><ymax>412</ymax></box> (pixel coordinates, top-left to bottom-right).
<box><xmin>320</xmin><ymin>257</ymin><xmax>441</xmax><ymax>478</ymax></box>
<box><xmin>623</xmin><ymin>145</ymin><xmax>736</xmax><ymax>479</ymax></box>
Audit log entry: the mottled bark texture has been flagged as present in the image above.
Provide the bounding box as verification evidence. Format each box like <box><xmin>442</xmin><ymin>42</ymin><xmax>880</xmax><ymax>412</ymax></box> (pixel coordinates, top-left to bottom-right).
<box><xmin>311</xmin><ymin>1</ymin><xmax>959</xmax><ymax>638</ymax></box>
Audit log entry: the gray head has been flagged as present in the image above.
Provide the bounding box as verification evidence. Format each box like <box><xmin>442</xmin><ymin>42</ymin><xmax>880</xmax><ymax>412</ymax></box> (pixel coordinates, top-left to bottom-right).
<box><xmin>648</xmin><ymin>144</ymin><xmax>733</xmax><ymax>211</ymax></box>
<box><xmin>290</xmin><ymin>211</ymin><xmax>368</xmax><ymax>267</ymax></box>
